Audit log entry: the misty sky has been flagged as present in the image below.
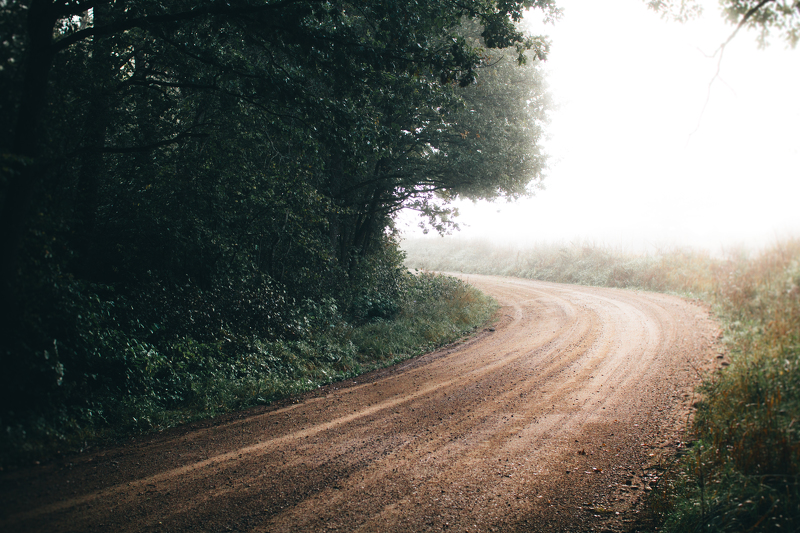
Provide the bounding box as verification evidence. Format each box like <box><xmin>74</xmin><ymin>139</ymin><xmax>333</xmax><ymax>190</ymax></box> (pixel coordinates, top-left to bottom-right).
<box><xmin>399</xmin><ymin>0</ymin><xmax>800</xmax><ymax>251</ymax></box>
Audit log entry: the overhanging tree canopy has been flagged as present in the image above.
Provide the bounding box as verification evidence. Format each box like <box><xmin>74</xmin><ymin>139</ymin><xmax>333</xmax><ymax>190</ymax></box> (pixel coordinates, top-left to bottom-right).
<box><xmin>1</xmin><ymin>0</ymin><xmax>557</xmax><ymax>322</ymax></box>
<box><xmin>1</xmin><ymin>1</ymin><xmax>559</xmax><ymax>448</ymax></box>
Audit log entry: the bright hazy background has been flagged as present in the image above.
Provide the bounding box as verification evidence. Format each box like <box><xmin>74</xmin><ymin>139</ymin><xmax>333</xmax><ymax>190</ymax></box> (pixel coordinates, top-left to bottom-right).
<box><xmin>399</xmin><ymin>0</ymin><xmax>800</xmax><ymax>252</ymax></box>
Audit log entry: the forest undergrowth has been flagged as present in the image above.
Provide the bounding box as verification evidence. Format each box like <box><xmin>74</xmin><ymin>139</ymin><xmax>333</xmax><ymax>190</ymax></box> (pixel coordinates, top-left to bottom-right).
<box><xmin>404</xmin><ymin>237</ymin><xmax>800</xmax><ymax>532</ymax></box>
<box><xmin>0</xmin><ymin>268</ymin><xmax>495</xmax><ymax>469</ymax></box>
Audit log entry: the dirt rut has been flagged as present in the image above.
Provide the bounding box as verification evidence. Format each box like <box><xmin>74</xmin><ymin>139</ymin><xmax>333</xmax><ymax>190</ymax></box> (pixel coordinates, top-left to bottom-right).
<box><xmin>0</xmin><ymin>275</ymin><xmax>723</xmax><ymax>532</ymax></box>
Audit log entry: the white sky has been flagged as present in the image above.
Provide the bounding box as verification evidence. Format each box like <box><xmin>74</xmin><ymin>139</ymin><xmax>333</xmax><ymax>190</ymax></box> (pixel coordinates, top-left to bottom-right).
<box><xmin>399</xmin><ymin>0</ymin><xmax>800</xmax><ymax>251</ymax></box>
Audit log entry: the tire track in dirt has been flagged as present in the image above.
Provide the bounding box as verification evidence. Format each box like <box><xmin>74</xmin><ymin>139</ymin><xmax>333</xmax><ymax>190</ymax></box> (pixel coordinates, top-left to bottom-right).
<box><xmin>0</xmin><ymin>275</ymin><xmax>723</xmax><ymax>532</ymax></box>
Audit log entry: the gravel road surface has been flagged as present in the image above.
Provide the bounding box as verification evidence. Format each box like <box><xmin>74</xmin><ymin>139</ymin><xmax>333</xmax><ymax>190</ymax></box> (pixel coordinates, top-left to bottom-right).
<box><xmin>0</xmin><ymin>275</ymin><xmax>724</xmax><ymax>532</ymax></box>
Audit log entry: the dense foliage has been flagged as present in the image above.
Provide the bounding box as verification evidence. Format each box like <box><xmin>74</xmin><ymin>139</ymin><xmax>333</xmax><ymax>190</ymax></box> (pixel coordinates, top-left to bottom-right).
<box><xmin>0</xmin><ymin>0</ymin><xmax>552</xmax><ymax>463</ymax></box>
<box><xmin>0</xmin><ymin>266</ymin><xmax>496</xmax><ymax>465</ymax></box>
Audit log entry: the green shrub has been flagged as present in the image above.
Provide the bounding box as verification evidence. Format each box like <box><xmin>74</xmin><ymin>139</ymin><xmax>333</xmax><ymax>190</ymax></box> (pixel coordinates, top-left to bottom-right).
<box><xmin>0</xmin><ymin>250</ymin><xmax>496</xmax><ymax>467</ymax></box>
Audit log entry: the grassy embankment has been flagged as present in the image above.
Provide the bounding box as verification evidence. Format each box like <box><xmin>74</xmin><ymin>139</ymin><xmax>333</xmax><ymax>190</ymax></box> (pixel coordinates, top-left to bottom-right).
<box><xmin>1</xmin><ymin>272</ymin><xmax>496</xmax><ymax>467</ymax></box>
<box><xmin>404</xmin><ymin>237</ymin><xmax>800</xmax><ymax>532</ymax></box>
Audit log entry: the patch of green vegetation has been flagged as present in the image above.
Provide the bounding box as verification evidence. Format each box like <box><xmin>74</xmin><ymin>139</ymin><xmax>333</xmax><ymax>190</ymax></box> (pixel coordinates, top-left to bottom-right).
<box><xmin>403</xmin><ymin>237</ymin><xmax>800</xmax><ymax>531</ymax></box>
<box><xmin>352</xmin><ymin>272</ymin><xmax>497</xmax><ymax>363</ymax></box>
<box><xmin>0</xmin><ymin>270</ymin><xmax>495</xmax><ymax>468</ymax></box>
<box><xmin>653</xmin><ymin>241</ymin><xmax>800</xmax><ymax>532</ymax></box>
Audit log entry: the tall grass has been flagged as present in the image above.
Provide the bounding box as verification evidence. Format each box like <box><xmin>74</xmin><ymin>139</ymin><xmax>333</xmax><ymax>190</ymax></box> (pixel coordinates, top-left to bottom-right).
<box><xmin>402</xmin><ymin>238</ymin><xmax>717</xmax><ymax>296</ymax></box>
<box><xmin>659</xmin><ymin>239</ymin><xmax>800</xmax><ymax>532</ymax></box>
<box><xmin>403</xmin><ymin>237</ymin><xmax>800</xmax><ymax>531</ymax></box>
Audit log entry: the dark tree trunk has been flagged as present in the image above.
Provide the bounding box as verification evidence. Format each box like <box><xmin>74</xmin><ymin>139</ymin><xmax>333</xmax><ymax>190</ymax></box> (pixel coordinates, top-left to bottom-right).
<box><xmin>0</xmin><ymin>0</ymin><xmax>56</xmax><ymax>350</ymax></box>
<box><xmin>353</xmin><ymin>187</ymin><xmax>383</xmax><ymax>255</ymax></box>
<box><xmin>73</xmin><ymin>5</ymin><xmax>113</xmax><ymax>279</ymax></box>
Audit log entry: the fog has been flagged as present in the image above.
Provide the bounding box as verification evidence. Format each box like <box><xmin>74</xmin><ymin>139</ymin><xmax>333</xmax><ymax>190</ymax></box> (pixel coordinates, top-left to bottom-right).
<box><xmin>399</xmin><ymin>0</ymin><xmax>800</xmax><ymax>252</ymax></box>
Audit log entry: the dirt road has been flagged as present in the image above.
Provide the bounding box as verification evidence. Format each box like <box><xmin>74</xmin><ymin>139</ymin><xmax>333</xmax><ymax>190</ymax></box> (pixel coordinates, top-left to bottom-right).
<box><xmin>0</xmin><ymin>275</ymin><xmax>723</xmax><ymax>532</ymax></box>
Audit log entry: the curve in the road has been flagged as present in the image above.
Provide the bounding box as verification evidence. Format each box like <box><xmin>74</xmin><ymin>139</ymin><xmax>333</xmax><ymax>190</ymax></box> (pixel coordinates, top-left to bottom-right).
<box><xmin>0</xmin><ymin>275</ymin><xmax>723</xmax><ymax>532</ymax></box>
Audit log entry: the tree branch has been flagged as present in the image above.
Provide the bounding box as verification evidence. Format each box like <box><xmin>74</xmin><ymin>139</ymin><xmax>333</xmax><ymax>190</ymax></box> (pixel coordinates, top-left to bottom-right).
<box><xmin>689</xmin><ymin>0</ymin><xmax>776</xmax><ymax>140</ymax></box>
<box><xmin>69</xmin><ymin>130</ymin><xmax>209</xmax><ymax>156</ymax></box>
<box><xmin>719</xmin><ymin>0</ymin><xmax>777</xmax><ymax>49</ymax></box>
<box><xmin>52</xmin><ymin>0</ymin><xmax>109</xmax><ymax>19</ymax></box>
<box><xmin>51</xmin><ymin>0</ymin><xmax>308</xmax><ymax>53</ymax></box>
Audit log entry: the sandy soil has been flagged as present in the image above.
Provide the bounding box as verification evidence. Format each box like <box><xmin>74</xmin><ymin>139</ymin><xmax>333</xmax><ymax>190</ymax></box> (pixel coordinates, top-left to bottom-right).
<box><xmin>0</xmin><ymin>275</ymin><xmax>725</xmax><ymax>532</ymax></box>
